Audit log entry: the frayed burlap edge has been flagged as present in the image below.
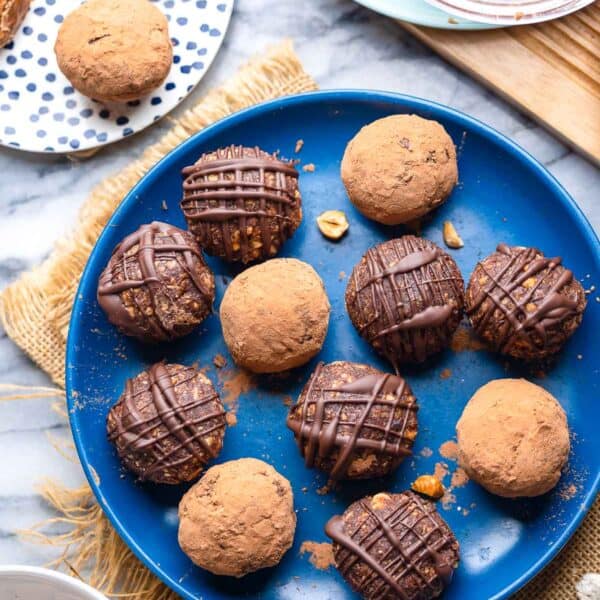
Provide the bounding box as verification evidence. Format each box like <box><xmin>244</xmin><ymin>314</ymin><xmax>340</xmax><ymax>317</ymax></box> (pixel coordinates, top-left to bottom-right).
<box><xmin>0</xmin><ymin>39</ymin><xmax>317</xmax><ymax>388</ymax></box>
<box><xmin>24</xmin><ymin>482</ymin><xmax>177</xmax><ymax>599</ymax></box>
<box><xmin>0</xmin><ymin>386</ymin><xmax>177</xmax><ymax>597</ymax></box>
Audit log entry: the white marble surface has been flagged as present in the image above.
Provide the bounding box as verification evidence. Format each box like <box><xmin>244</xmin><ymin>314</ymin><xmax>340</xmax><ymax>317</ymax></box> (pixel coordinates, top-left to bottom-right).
<box><xmin>0</xmin><ymin>0</ymin><xmax>598</xmax><ymax>578</ymax></box>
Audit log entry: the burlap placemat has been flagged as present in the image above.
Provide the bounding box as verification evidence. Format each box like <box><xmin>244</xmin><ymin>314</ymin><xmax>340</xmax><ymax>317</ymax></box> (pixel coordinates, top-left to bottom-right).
<box><xmin>0</xmin><ymin>39</ymin><xmax>596</xmax><ymax>599</ymax></box>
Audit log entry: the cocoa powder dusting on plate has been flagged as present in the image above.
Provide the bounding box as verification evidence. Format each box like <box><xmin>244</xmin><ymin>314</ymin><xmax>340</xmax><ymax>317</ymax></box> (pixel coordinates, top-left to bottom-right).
<box><xmin>218</xmin><ymin>367</ymin><xmax>256</xmax><ymax>408</ymax></box>
<box><xmin>299</xmin><ymin>541</ymin><xmax>335</xmax><ymax>570</ymax></box>
<box><xmin>216</xmin><ymin>367</ymin><xmax>257</xmax><ymax>427</ymax></box>
<box><xmin>450</xmin><ymin>326</ymin><xmax>487</xmax><ymax>352</ymax></box>
<box><xmin>440</xmin><ymin>440</ymin><xmax>459</xmax><ymax>461</ymax></box>
<box><xmin>451</xmin><ymin>467</ymin><xmax>469</xmax><ymax>488</ymax></box>
<box><xmin>441</xmin><ymin>490</ymin><xmax>456</xmax><ymax>510</ymax></box>
<box><xmin>427</xmin><ymin>445</ymin><xmax>469</xmax><ymax>511</ymax></box>
<box><xmin>558</xmin><ymin>483</ymin><xmax>579</xmax><ymax>501</ymax></box>
<box><xmin>434</xmin><ymin>462</ymin><xmax>449</xmax><ymax>482</ymax></box>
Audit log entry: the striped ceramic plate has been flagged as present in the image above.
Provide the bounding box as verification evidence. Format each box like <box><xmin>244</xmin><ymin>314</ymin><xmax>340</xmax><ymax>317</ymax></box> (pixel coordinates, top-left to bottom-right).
<box><xmin>423</xmin><ymin>0</ymin><xmax>597</xmax><ymax>25</ymax></box>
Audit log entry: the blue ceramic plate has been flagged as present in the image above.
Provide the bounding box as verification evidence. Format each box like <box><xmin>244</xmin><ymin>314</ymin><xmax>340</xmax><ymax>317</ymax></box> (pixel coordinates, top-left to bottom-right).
<box><xmin>66</xmin><ymin>91</ymin><xmax>600</xmax><ymax>600</ymax></box>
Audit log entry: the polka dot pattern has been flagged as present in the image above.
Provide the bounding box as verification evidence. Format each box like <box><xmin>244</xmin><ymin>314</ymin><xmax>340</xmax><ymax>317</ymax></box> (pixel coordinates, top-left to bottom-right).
<box><xmin>0</xmin><ymin>0</ymin><xmax>233</xmax><ymax>153</ymax></box>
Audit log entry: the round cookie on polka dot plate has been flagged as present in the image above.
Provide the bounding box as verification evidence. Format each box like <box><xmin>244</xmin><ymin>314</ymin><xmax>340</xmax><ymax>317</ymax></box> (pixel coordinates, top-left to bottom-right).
<box><xmin>0</xmin><ymin>0</ymin><xmax>233</xmax><ymax>153</ymax></box>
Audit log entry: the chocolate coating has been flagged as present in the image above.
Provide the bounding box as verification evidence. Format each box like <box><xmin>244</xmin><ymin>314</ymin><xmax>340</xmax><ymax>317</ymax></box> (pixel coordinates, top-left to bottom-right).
<box><xmin>97</xmin><ymin>221</ymin><xmax>215</xmax><ymax>343</ymax></box>
<box><xmin>465</xmin><ymin>244</ymin><xmax>586</xmax><ymax>359</ymax></box>
<box><xmin>181</xmin><ymin>145</ymin><xmax>302</xmax><ymax>263</ymax></box>
<box><xmin>286</xmin><ymin>361</ymin><xmax>418</xmax><ymax>483</ymax></box>
<box><xmin>325</xmin><ymin>491</ymin><xmax>459</xmax><ymax>600</ymax></box>
<box><xmin>345</xmin><ymin>235</ymin><xmax>464</xmax><ymax>368</ymax></box>
<box><xmin>107</xmin><ymin>362</ymin><xmax>226</xmax><ymax>484</ymax></box>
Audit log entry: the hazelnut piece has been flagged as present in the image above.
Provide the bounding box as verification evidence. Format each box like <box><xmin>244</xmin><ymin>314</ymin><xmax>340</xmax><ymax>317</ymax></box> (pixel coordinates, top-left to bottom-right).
<box><xmin>317</xmin><ymin>210</ymin><xmax>349</xmax><ymax>240</ymax></box>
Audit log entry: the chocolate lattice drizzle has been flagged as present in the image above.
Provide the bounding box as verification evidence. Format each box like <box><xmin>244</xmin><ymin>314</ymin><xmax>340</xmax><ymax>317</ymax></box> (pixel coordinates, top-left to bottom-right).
<box><xmin>97</xmin><ymin>221</ymin><xmax>214</xmax><ymax>343</ymax></box>
<box><xmin>326</xmin><ymin>491</ymin><xmax>459</xmax><ymax>600</ymax></box>
<box><xmin>181</xmin><ymin>145</ymin><xmax>302</xmax><ymax>263</ymax></box>
<box><xmin>107</xmin><ymin>363</ymin><xmax>226</xmax><ymax>484</ymax></box>
<box><xmin>466</xmin><ymin>244</ymin><xmax>583</xmax><ymax>356</ymax></box>
<box><xmin>347</xmin><ymin>236</ymin><xmax>464</xmax><ymax>369</ymax></box>
<box><xmin>287</xmin><ymin>362</ymin><xmax>418</xmax><ymax>484</ymax></box>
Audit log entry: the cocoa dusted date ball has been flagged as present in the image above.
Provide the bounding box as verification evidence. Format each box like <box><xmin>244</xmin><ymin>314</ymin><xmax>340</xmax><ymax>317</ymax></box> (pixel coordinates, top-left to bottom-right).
<box><xmin>341</xmin><ymin>114</ymin><xmax>458</xmax><ymax>225</ymax></box>
<box><xmin>178</xmin><ymin>458</ymin><xmax>296</xmax><ymax>577</ymax></box>
<box><xmin>181</xmin><ymin>145</ymin><xmax>303</xmax><ymax>263</ymax></box>
<box><xmin>219</xmin><ymin>258</ymin><xmax>330</xmax><ymax>373</ymax></box>
<box><xmin>456</xmin><ymin>378</ymin><xmax>570</xmax><ymax>498</ymax></box>
<box><xmin>97</xmin><ymin>221</ymin><xmax>215</xmax><ymax>344</ymax></box>
<box><xmin>107</xmin><ymin>362</ymin><xmax>226</xmax><ymax>484</ymax></box>
<box><xmin>345</xmin><ymin>235</ymin><xmax>464</xmax><ymax>369</ymax></box>
<box><xmin>465</xmin><ymin>244</ymin><xmax>586</xmax><ymax>360</ymax></box>
<box><xmin>326</xmin><ymin>491</ymin><xmax>460</xmax><ymax>600</ymax></box>
<box><xmin>286</xmin><ymin>361</ymin><xmax>418</xmax><ymax>483</ymax></box>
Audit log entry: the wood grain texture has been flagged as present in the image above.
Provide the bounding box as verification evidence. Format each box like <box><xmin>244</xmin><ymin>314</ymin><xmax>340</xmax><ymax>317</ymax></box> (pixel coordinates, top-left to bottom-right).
<box><xmin>400</xmin><ymin>4</ymin><xmax>600</xmax><ymax>165</ymax></box>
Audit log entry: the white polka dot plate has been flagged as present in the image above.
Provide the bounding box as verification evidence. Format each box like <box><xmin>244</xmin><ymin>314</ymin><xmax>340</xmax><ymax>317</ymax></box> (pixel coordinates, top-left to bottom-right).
<box><xmin>423</xmin><ymin>0</ymin><xmax>596</xmax><ymax>25</ymax></box>
<box><xmin>0</xmin><ymin>0</ymin><xmax>233</xmax><ymax>153</ymax></box>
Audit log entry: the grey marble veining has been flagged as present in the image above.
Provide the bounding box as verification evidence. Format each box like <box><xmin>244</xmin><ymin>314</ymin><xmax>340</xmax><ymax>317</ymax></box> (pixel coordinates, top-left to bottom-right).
<box><xmin>0</xmin><ymin>0</ymin><xmax>597</xmax><ymax>573</ymax></box>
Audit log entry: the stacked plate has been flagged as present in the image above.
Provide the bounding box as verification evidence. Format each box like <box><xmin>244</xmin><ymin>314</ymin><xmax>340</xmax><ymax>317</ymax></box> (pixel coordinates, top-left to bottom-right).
<box><xmin>356</xmin><ymin>0</ymin><xmax>596</xmax><ymax>28</ymax></box>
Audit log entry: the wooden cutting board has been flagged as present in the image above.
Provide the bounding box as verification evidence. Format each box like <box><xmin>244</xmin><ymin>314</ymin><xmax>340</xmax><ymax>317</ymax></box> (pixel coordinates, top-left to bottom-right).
<box><xmin>400</xmin><ymin>3</ymin><xmax>600</xmax><ymax>165</ymax></box>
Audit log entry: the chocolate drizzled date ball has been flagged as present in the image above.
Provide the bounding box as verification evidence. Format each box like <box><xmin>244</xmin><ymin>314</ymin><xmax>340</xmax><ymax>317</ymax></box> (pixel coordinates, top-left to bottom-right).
<box><xmin>286</xmin><ymin>361</ymin><xmax>418</xmax><ymax>483</ymax></box>
<box><xmin>97</xmin><ymin>222</ymin><xmax>215</xmax><ymax>344</ymax></box>
<box><xmin>326</xmin><ymin>491</ymin><xmax>460</xmax><ymax>600</ymax></box>
<box><xmin>107</xmin><ymin>362</ymin><xmax>226</xmax><ymax>484</ymax></box>
<box><xmin>346</xmin><ymin>235</ymin><xmax>464</xmax><ymax>369</ymax></box>
<box><xmin>466</xmin><ymin>244</ymin><xmax>586</xmax><ymax>360</ymax></box>
<box><xmin>181</xmin><ymin>145</ymin><xmax>302</xmax><ymax>263</ymax></box>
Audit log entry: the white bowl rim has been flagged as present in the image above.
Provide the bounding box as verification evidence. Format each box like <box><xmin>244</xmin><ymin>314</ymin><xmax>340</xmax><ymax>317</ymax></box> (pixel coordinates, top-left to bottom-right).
<box><xmin>0</xmin><ymin>565</ymin><xmax>107</xmax><ymax>599</ymax></box>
